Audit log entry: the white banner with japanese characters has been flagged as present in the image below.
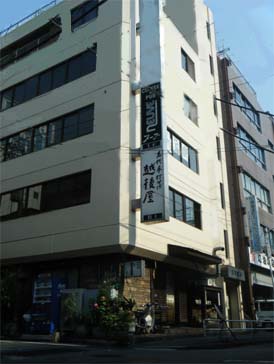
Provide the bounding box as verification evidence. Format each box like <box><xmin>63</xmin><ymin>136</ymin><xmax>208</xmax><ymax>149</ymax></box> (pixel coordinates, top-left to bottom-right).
<box><xmin>141</xmin><ymin>148</ymin><xmax>166</xmax><ymax>222</ymax></box>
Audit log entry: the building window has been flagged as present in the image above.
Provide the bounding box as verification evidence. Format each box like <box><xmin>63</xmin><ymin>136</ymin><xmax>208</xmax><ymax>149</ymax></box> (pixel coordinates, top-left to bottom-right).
<box><xmin>268</xmin><ymin>140</ymin><xmax>274</xmax><ymax>151</ymax></box>
<box><xmin>0</xmin><ymin>170</ymin><xmax>91</xmax><ymax>221</ymax></box>
<box><xmin>260</xmin><ymin>225</ymin><xmax>274</xmax><ymax>251</ymax></box>
<box><xmin>209</xmin><ymin>55</ymin><xmax>214</xmax><ymax>75</ymax></box>
<box><xmin>181</xmin><ymin>49</ymin><xmax>195</xmax><ymax>81</ymax></box>
<box><xmin>216</xmin><ymin>136</ymin><xmax>221</xmax><ymax>160</ymax></box>
<box><xmin>233</xmin><ymin>84</ymin><xmax>261</xmax><ymax>131</ymax></box>
<box><xmin>220</xmin><ymin>183</ymin><xmax>225</xmax><ymax>209</ymax></box>
<box><xmin>242</xmin><ymin>172</ymin><xmax>271</xmax><ymax>213</ymax></box>
<box><xmin>238</xmin><ymin>125</ymin><xmax>266</xmax><ymax>170</ymax></box>
<box><xmin>0</xmin><ymin>18</ymin><xmax>62</xmax><ymax>70</ymax></box>
<box><xmin>213</xmin><ymin>96</ymin><xmax>218</xmax><ymax>116</ymax></box>
<box><xmin>206</xmin><ymin>21</ymin><xmax>211</xmax><ymax>40</ymax></box>
<box><xmin>71</xmin><ymin>0</ymin><xmax>98</xmax><ymax>31</ymax></box>
<box><xmin>1</xmin><ymin>104</ymin><xmax>94</xmax><ymax>161</ymax></box>
<box><xmin>169</xmin><ymin>187</ymin><xmax>201</xmax><ymax>229</ymax></box>
<box><xmin>224</xmin><ymin>230</ymin><xmax>230</xmax><ymax>259</ymax></box>
<box><xmin>0</xmin><ymin>47</ymin><xmax>97</xmax><ymax>111</ymax></box>
<box><xmin>184</xmin><ymin>95</ymin><xmax>198</xmax><ymax>124</ymax></box>
<box><xmin>167</xmin><ymin>129</ymin><xmax>198</xmax><ymax>173</ymax></box>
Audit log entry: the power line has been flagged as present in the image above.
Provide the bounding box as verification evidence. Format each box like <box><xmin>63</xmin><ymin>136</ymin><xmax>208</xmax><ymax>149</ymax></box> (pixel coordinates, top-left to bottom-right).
<box><xmin>216</xmin><ymin>98</ymin><xmax>274</xmax><ymax>118</ymax></box>
<box><xmin>220</xmin><ymin>127</ymin><xmax>274</xmax><ymax>155</ymax></box>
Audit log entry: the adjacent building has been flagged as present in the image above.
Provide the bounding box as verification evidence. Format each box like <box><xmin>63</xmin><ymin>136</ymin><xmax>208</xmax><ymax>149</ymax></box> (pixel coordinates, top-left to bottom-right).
<box><xmin>0</xmin><ymin>0</ymin><xmax>243</xmax><ymax>334</ymax></box>
<box><xmin>218</xmin><ymin>54</ymin><xmax>274</xmax><ymax>318</ymax></box>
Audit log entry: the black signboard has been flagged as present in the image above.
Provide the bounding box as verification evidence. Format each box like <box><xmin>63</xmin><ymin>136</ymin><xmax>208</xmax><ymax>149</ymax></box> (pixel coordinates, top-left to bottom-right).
<box><xmin>141</xmin><ymin>82</ymin><xmax>162</xmax><ymax>149</ymax></box>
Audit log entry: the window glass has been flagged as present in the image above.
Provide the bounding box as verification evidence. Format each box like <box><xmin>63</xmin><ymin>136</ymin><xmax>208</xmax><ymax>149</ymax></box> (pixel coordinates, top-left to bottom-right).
<box><xmin>38</xmin><ymin>70</ymin><xmax>52</xmax><ymax>95</ymax></box>
<box><xmin>181</xmin><ymin>143</ymin><xmax>189</xmax><ymax>166</ymax></box>
<box><xmin>167</xmin><ymin>130</ymin><xmax>172</xmax><ymax>154</ymax></box>
<box><xmin>47</xmin><ymin>119</ymin><xmax>63</xmax><ymax>146</ymax></box>
<box><xmin>13</xmin><ymin>83</ymin><xmax>25</xmax><ymax>106</ymax></box>
<box><xmin>18</xmin><ymin>130</ymin><xmax>32</xmax><ymax>155</ymax></box>
<box><xmin>181</xmin><ymin>50</ymin><xmax>187</xmax><ymax>71</ymax></box>
<box><xmin>34</xmin><ymin>125</ymin><xmax>47</xmax><ymax>151</ymax></box>
<box><xmin>206</xmin><ymin>22</ymin><xmax>211</xmax><ymax>40</ymax></box>
<box><xmin>74</xmin><ymin>171</ymin><xmax>91</xmax><ymax>204</ymax></box>
<box><xmin>174</xmin><ymin>192</ymin><xmax>183</xmax><ymax>221</ymax></box>
<box><xmin>71</xmin><ymin>0</ymin><xmax>98</xmax><ymax>31</ymax></box>
<box><xmin>78</xmin><ymin>105</ymin><xmax>94</xmax><ymax>136</ymax></box>
<box><xmin>42</xmin><ymin>180</ymin><xmax>59</xmax><ymax>211</ymax></box>
<box><xmin>0</xmin><ymin>139</ymin><xmax>7</xmax><ymax>161</ymax></box>
<box><xmin>194</xmin><ymin>202</ymin><xmax>201</xmax><ymax>229</ymax></box>
<box><xmin>27</xmin><ymin>185</ymin><xmax>42</xmax><ymax>212</ymax></box>
<box><xmin>1</xmin><ymin>89</ymin><xmax>13</xmax><ymax>110</ymax></box>
<box><xmin>0</xmin><ymin>188</ymin><xmax>27</xmax><ymax>219</ymax></box>
<box><xmin>68</xmin><ymin>55</ymin><xmax>82</xmax><ymax>82</ymax></box>
<box><xmin>209</xmin><ymin>55</ymin><xmax>214</xmax><ymax>75</ymax></box>
<box><xmin>52</xmin><ymin>63</ymin><xmax>67</xmax><ymax>89</ymax></box>
<box><xmin>169</xmin><ymin>189</ymin><xmax>174</xmax><ymax>217</ymax></box>
<box><xmin>24</xmin><ymin>76</ymin><xmax>38</xmax><ymax>101</ymax></box>
<box><xmin>84</xmin><ymin>0</ymin><xmax>98</xmax><ymax>22</ymax></box>
<box><xmin>185</xmin><ymin>197</ymin><xmax>195</xmax><ymax>226</ymax></box>
<box><xmin>63</xmin><ymin>113</ymin><xmax>78</xmax><ymax>141</ymax></box>
<box><xmin>184</xmin><ymin>96</ymin><xmax>191</xmax><ymax>119</ymax></box>
<box><xmin>6</xmin><ymin>135</ymin><xmax>20</xmax><ymax>159</ymax></box>
<box><xmin>188</xmin><ymin>58</ymin><xmax>195</xmax><ymax>81</ymax></box>
<box><xmin>189</xmin><ymin>148</ymin><xmax>198</xmax><ymax>172</ymax></box>
<box><xmin>173</xmin><ymin>135</ymin><xmax>180</xmax><ymax>161</ymax></box>
<box><xmin>80</xmin><ymin>50</ymin><xmax>97</xmax><ymax>75</ymax></box>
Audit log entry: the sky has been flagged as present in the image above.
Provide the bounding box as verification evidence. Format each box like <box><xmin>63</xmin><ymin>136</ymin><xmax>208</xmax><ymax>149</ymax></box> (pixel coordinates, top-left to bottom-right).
<box><xmin>0</xmin><ymin>0</ymin><xmax>273</xmax><ymax>113</ymax></box>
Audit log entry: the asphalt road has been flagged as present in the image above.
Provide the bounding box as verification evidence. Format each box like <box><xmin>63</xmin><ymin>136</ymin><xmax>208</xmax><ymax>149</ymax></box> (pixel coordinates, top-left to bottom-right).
<box><xmin>1</xmin><ymin>339</ymin><xmax>274</xmax><ymax>364</ymax></box>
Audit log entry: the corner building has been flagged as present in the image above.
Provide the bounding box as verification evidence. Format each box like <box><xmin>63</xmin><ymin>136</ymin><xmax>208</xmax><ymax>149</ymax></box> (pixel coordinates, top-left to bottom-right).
<box><xmin>0</xmin><ymin>0</ymin><xmax>243</xmax><ymax>333</ymax></box>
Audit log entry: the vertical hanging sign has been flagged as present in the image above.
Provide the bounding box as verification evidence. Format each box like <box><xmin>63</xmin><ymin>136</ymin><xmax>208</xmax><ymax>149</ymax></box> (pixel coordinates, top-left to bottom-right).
<box><xmin>139</xmin><ymin>0</ymin><xmax>169</xmax><ymax>223</ymax></box>
<box><xmin>140</xmin><ymin>83</ymin><xmax>167</xmax><ymax>222</ymax></box>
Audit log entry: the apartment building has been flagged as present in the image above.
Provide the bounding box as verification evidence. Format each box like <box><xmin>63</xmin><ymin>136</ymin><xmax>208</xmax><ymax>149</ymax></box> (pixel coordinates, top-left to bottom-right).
<box><xmin>0</xmin><ymin>0</ymin><xmax>243</xmax><ymax>334</ymax></box>
<box><xmin>218</xmin><ymin>55</ymin><xmax>274</xmax><ymax>318</ymax></box>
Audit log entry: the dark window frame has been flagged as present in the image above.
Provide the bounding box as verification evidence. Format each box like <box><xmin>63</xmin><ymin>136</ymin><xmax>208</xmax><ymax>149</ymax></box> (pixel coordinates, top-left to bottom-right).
<box><xmin>181</xmin><ymin>48</ymin><xmax>196</xmax><ymax>81</ymax></box>
<box><xmin>0</xmin><ymin>103</ymin><xmax>94</xmax><ymax>162</ymax></box>
<box><xmin>233</xmin><ymin>84</ymin><xmax>261</xmax><ymax>132</ymax></box>
<box><xmin>71</xmin><ymin>0</ymin><xmax>99</xmax><ymax>31</ymax></box>
<box><xmin>169</xmin><ymin>187</ymin><xmax>202</xmax><ymax>229</ymax></box>
<box><xmin>209</xmin><ymin>55</ymin><xmax>214</xmax><ymax>75</ymax></box>
<box><xmin>220</xmin><ymin>182</ymin><xmax>225</xmax><ymax>209</ymax></box>
<box><xmin>224</xmin><ymin>230</ymin><xmax>230</xmax><ymax>259</ymax></box>
<box><xmin>0</xmin><ymin>170</ymin><xmax>91</xmax><ymax>221</ymax></box>
<box><xmin>0</xmin><ymin>47</ymin><xmax>97</xmax><ymax>112</ymax></box>
<box><xmin>167</xmin><ymin>128</ymin><xmax>199</xmax><ymax>174</ymax></box>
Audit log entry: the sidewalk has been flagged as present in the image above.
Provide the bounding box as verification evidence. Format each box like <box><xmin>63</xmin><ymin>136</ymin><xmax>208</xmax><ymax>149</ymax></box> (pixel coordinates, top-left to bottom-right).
<box><xmin>14</xmin><ymin>327</ymin><xmax>274</xmax><ymax>349</ymax></box>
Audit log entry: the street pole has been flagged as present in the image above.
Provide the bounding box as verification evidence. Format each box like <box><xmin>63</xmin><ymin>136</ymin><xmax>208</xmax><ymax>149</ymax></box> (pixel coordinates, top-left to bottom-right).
<box><xmin>263</xmin><ymin>233</ymin><xmax>274</xmax><ymax>299</ymax></box>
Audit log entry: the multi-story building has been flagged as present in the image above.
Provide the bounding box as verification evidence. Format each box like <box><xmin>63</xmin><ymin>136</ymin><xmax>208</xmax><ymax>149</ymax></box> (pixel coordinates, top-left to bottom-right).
<box><xmin>0</xmin><ymin>0</ymin><xmax>244</xmax><ymax>334</ymax></box>
<box><xmin>218</xmin><ymin>54</ymin><xmax>274</xmax><ymax>318</ymax></box>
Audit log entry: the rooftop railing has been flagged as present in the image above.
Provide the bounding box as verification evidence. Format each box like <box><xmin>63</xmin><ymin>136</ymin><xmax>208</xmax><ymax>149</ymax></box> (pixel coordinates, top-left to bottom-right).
<box><xmin>0</xmin><ymin>0</ymin><xmax>62</xmax><ymax>37</ymax></box>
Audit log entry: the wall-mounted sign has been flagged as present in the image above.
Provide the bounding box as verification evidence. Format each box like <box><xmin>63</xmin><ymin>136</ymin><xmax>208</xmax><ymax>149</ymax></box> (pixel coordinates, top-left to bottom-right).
<box><xmin>245</xmin><ymin>195</ymin><xmax>261</xmax><ymax>252</ymax></box>
<box><xmin>141</xmin><ymin>82</ymin><xmax>162</xmax><ymax>150</ymax></box>
<box><xmin>221</xmin><ymin>265</ymin><xmax>245</xmax><ymax>282</ymax></box>
<box><xmin>141</xmin><ymin>148</ymin><xmax>165</xmax><ymax>222</ymax></box>
<box><xmin>124</xmin><ymin>260</ymin><xmax>145</xmax><ymax>278</ymax></box>
<box><xmin>249</xmin><ymin>250</ymin><xmax>274</xmax><ymax>270</ymax></box>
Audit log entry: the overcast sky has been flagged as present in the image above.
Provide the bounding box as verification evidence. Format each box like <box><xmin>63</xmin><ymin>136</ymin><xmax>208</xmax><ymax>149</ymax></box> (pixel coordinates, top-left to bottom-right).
<box><xmin>1</xmin><ymin>0</ymin><xmax>273</xmax><ymax>113</ymax></box>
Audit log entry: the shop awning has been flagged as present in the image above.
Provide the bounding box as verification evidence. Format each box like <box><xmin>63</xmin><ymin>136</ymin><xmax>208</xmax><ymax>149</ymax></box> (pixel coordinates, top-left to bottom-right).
<box><xmin>168</xmin><ymin>245</ymin><xmax>222</xmax><ymax>265</ymax></box>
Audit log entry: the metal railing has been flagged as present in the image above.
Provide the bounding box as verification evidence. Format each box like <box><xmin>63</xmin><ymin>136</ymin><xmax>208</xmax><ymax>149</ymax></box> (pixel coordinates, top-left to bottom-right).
<box><xmin>0</xmin><ymin>0</ymin><xmax>62</xmax><ymax>36</ymax></box>
<box><xmin>203</xmin><ymin>318</ymin><xmax>274</xmax><ymax>337</ymax></box>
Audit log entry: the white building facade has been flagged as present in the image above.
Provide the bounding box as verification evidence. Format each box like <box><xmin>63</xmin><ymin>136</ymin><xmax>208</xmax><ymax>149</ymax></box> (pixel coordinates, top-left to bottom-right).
<box><xmin>0</xmin><ymin>0</ymin><xmax>243</xmax><ymax>333</ymax></box>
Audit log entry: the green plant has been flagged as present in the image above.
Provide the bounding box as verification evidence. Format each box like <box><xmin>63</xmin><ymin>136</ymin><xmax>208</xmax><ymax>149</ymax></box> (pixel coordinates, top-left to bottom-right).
<box><xmin>89</xmin><ymin>280</ymin><xmax>136</xmax><ymax>336</ymax></box>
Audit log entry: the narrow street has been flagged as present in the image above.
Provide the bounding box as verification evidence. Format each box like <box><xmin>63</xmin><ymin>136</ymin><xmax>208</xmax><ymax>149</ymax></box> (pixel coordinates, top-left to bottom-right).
<box><xmin>1</xmin><ymin>339</ymin><xmax>273</xmax><ymax>364</ymax></box>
